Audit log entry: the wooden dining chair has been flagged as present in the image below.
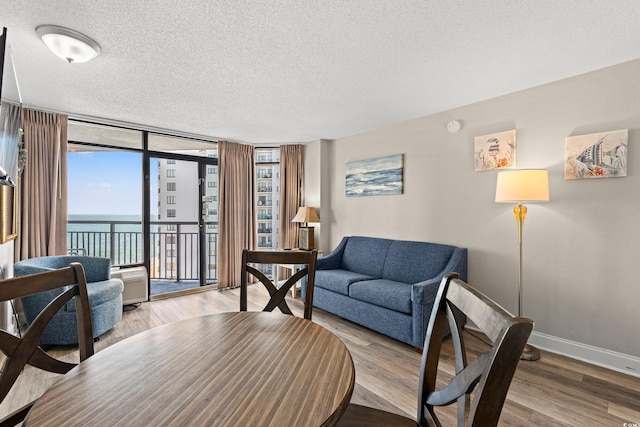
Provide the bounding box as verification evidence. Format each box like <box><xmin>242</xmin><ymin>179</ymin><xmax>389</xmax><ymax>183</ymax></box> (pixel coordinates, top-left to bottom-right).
<box><xmin>0</xmin><ymin>263</ymin><xmax>95</xmax><ymax>426</ymax></box>
<box><xmin>338</xmin><ymin>272</ymin><xmax>533</xmax><ymax>427</ymax></box>
<box><xmin>241</xmin><ymin>249</ymin><xmax>318</xmax><ymax>320</ymax></box>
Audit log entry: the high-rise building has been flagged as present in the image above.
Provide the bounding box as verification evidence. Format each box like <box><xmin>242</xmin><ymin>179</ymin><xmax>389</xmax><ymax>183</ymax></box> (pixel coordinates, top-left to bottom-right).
<box><xmin>156</xmin><ymin>150</ymin><xmax>218</xmax><ymax>281</ymax></box>
<box><xmin>256</xmin><ymin>148</ymin><xmax>280</xmax><ymax>250</ymax></box>
<box><xmin>155</xmin><ymin>147</ymin><xmax>279</xmax><ymax>282</ymax></box>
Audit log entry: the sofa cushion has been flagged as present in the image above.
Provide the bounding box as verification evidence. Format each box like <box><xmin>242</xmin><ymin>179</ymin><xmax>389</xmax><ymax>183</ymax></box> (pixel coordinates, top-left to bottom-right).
<box><xmin>349</xmin><ymin>279</ymin><xmax>412</xmax><ymax>314</ymax></box>
<box><xmin>66</xmin><ymin>279</ymin><xmax>124</xmax><ymax>312</ymax></box>
<box><xmin>315</xmin><ymin>270</ymin><xmax>376</xmax><ymax>295</ymax></box>
<box><xmin>341</xmin><ymin>236</ymin><xmax>393</xmax><ymax>277</ymax></box>
<box><xmin>382</xmin><ymin>240</ymin><xmax>455</xmax><ymax>284</ymax></box>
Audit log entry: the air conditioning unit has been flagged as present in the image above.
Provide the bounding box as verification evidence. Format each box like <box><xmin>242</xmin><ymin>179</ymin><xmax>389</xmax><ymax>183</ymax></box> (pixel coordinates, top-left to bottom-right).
<box><xmin>111</xmin><ymin>266</ymin><xmax>149</xmax><ymax>305</ymax></box>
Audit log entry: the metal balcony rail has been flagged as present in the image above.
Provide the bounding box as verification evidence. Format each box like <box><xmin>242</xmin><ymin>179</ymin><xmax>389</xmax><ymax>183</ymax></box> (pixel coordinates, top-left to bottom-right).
<box><xmin>67</xmin><ymin>219</ymin><xmax>217</xmax><ymax>282</ymax></box>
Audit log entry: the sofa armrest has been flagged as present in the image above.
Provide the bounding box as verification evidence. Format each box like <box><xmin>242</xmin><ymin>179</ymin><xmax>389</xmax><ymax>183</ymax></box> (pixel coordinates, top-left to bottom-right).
<box><xmin>410</xmin><ymin>247</ymin><xmax>467</xmax><ymax>305</ymax></box>
<box><xmin>436</xmin><ymin>247</ymin><xmax>468</xmax><ymax>282</ymax></box>
<box><xmin>411</xmin><ymin>274</ymin><xmax>467</xmax><ymax>348</ymax></box>
<box><xmin>411</xmin><ymin>277</ymin><xmax>441</xmax><ymax>305</ymax></box>
<box><xmin>316</xmin><ymin>236</ymin><xmax>350</xmax><ymax>270</ymax></box>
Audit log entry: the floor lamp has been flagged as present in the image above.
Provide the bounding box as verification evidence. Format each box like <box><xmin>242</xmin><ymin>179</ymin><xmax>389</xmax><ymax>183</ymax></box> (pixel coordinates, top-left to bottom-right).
<box><xmin>495</xmin><ymin>169</ymin><xmax>549</xmax><ymax>361</ymax></box>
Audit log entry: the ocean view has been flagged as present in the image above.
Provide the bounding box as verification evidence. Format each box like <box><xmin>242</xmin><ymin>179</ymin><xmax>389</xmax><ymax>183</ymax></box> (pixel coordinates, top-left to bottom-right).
<box><xmin>67</xmin><ymin>214</ymin><xmax>147</xmax><ymax>264</ymax></box>
<box><xmin>66</xmin><ymin>215</ymin><xmax>211</xmax><ymax>273</ymax></box>
<box><xmin>67</xmin><ymin>214</ymin><xmax>146</xmax><ymax>232</ymax></box>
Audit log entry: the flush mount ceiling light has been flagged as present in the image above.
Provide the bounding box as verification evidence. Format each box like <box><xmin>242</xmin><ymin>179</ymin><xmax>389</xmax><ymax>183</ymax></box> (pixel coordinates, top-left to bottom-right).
<box><xmin>36</xmin><ymin>25</ymin><xmax>101</xmax><ymax>63</ymax></box>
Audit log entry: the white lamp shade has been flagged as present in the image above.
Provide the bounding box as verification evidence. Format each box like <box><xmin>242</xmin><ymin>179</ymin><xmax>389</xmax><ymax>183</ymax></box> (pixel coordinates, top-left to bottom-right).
<box><xmin>495</xmin><ymin>169</ymin><xmax>549</xmax><ymax>203</ymax></box>
<box><xmin>36</xmin><ymin>25</ymin><xmax>101</xmax><ymax>63</ymax></box>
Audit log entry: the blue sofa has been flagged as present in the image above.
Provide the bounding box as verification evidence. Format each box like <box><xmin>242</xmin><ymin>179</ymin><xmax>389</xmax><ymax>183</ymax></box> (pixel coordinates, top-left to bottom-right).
<box><xmin>13</xmin><ymin>256</ymin><xmax>124</xmax><ymax>345</ymax></box>
<box><xmin>307</xmin><ymin>236</ymin><xmax>467</xmax><ymax>348</ymax></box>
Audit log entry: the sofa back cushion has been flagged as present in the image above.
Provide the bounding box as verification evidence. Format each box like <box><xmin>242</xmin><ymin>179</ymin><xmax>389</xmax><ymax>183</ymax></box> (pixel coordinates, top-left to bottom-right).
<box><xmin>341</xmin><ymin>236</ymin><xmax>393</xmax><ymax>277</ymax></box>
<box><xmin>382</xmin><ymin>240</ymin><xmax>455</xmax><ymax>284</ymax></box>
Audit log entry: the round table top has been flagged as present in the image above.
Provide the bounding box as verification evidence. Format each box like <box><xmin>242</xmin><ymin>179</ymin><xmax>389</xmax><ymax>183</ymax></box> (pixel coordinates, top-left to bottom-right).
<box><xmin>25</xmin><ymin>312</ymin><xmax>355</xmax><ymax>427</ymax></box>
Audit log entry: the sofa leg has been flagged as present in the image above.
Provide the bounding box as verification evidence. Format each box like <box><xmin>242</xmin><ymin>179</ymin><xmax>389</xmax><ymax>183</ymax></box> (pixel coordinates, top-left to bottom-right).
<box><xmin>414</xmin><ymin>347</ymin><xmax>422</xmax><ymax>354</ymax></box>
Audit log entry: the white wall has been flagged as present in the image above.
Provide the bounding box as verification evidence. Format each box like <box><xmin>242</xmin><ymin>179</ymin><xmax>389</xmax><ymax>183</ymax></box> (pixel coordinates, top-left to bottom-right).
<box><xmin>303</xmin><ymin>139</ymin><xmax>332</xmax><ymax>252</ymax></box>
<box><xmin>305</xmin><ymin>59</ymin><xmax>640</xmax><ymax>375</ymax></box>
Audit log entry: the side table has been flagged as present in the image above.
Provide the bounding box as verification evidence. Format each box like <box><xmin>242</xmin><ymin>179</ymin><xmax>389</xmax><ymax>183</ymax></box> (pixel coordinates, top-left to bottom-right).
<box><xmin>273</xmin><ymin>250</ymin><xmax>322</xmax><ymax>297</ymax></box>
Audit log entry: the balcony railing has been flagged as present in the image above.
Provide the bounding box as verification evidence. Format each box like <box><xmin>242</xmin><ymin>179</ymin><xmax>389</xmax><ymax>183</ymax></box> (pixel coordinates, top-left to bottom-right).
<box><xmin>67</xmin><ymin>220</ymin><xmax>217</xmax><ymax>282</ymax></box>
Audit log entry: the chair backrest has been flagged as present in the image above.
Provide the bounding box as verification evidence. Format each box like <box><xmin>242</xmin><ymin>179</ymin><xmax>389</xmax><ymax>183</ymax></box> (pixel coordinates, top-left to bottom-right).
<box><xmin>418</xmin><ymin>272</ymin><xmax>533</xmax><ymax>427</ymax></box>
<box><xmin>0</xmin><ymin>263</ymin><xmax>94</xmax><ymax>425</ymax></box>
<box><xmin>241</xmin><ymin>249</ymin><xmax>318</xmax><ymax>320</ymax></box>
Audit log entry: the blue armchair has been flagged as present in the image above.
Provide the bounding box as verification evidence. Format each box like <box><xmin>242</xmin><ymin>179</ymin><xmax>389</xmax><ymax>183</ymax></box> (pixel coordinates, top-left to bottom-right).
<box><xmin>13</xmin><ymin>256</ymin><xmax>124</xmax><ymax>345</ymax></box>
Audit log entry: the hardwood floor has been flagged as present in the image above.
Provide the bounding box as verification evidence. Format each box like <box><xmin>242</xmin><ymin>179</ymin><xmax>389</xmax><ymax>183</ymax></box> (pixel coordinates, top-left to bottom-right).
<box><xmin>2</xmin><ymin>286</ymin><xmax>639</xmax><ymax>426</ymax></box>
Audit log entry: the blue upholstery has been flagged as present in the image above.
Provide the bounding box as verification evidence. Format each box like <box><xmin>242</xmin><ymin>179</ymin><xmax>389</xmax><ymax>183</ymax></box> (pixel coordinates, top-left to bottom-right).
<box><xmin>383</xmin><ymin>240</ymin><xmax>455</xmax><ymax>283</ymax></box>
<box><xmin>341</xmin><ymin>236</ymin><xmax>392</xmax><ymax>276</ymax></box>
<box><xmin>308</xmin><ymin>236</ymin><xmax>468</xmax><ymax>348</ymax></box>
<box><xmin>13</xmin><ymin>256</ymin><xmax>124</xmax><ymax>346</ymax></box>
<box><xmin>349</xmin><ymin>279</ymin><xmax>412</xmax><ymax>314</ymax></box>
<box><xmin>312</xmin><ymin>269</ymin><xmax>375</xmax><ymax>295</ymax></box>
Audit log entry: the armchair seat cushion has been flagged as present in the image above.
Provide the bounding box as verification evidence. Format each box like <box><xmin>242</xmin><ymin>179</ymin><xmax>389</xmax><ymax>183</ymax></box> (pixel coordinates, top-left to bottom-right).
<box><xmin>349</xmin><ymin>279</ymin><xmax>412</xmax><ymax>314</ymax></box>
<box><xmin>66</xmin><ymin>279</ymin><xmax>124</xmax><ymax>312</ymax></box>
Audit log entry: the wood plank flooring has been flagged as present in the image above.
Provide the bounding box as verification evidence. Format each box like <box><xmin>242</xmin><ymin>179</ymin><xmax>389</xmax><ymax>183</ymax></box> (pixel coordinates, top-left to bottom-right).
<box><xmin>2</xmin><ymin>286</ymin><xmax>639</xmax><ymax>426</ymax></box>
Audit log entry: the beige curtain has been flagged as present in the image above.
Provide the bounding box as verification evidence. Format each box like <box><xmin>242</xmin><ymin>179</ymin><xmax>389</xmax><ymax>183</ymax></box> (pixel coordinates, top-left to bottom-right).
<box><xmin>15</xmin><ymin>109</ymin><xmax>68</xmax><ymax>261</ymax></box>
<box><xmin>218</xmin><ymin>141</ymin><xmax>256</xmax><ymax>289</ymax></box>
<box><xmin>279</xmin><ymin>144</ymin><xmax>303</xmax><ymax>249</ymax></box>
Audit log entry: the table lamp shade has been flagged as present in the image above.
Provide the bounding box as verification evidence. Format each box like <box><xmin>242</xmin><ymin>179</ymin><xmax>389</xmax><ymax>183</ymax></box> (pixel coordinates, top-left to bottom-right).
<box><xmin>291</xmin><ymin>207</ymin><xmax>320</xmax><ymax>224</ymax></box>
<box><xmin>495</xmin><ymin>170</ymin><xmax>549</xmax><ymax>203</ymax></box>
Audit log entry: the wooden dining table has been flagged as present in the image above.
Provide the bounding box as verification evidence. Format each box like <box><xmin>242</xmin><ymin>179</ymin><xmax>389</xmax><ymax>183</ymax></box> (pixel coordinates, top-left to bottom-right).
<box><xmin>24</xmin><ymin>312</ymin><xmax>356</xmax><ymax>426</ymax></box>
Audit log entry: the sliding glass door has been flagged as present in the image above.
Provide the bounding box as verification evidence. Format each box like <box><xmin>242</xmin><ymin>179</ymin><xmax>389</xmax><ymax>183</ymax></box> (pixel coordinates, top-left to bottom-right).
<box><xmin>147</xmin><ymin>135</ymin><xmax>218</xmax><ymax>296</ymax></box>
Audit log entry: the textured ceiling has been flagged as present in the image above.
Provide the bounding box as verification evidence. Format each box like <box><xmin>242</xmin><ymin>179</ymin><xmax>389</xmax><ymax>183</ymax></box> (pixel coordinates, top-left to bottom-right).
<box><xmin>1</xmin><ymin>0</ymin><xmax>640</xmax><ymax>144</ymax></box>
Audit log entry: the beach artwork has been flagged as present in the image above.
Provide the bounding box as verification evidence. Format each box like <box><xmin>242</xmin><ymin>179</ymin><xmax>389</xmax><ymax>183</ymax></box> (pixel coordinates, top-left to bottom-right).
<box><xmin>565</xmin><ymin>129</ymin><xmax>628</xmax><ymax>180</ymax></box>
<box><xmin>474</xmin><ymin>129</ymin><xmax>516</xmax><ymax>172</ymax></box>
<box><xmin>345</xmin><ymin>154</ymin><xmax>403</xmax><ymax>197</ymax></box>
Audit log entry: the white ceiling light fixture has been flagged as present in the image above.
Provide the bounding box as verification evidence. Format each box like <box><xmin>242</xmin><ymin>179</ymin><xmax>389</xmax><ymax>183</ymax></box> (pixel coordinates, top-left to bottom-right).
<box><xmin>36</xmin><ymin>25</ymin><xmax>101</xmax><ymax>63</ymax></box>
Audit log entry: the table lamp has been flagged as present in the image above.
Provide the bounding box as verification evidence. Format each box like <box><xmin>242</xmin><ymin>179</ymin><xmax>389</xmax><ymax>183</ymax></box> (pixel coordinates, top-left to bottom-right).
<box><xmin>291</xmin><ymin>207</ymin><xmax>320</xmax><ymax>250</ymax></box>
<box><xmin>495</xmin><ymin>169</ymin><xmax>549</xmax><ymax>361</ymax></box>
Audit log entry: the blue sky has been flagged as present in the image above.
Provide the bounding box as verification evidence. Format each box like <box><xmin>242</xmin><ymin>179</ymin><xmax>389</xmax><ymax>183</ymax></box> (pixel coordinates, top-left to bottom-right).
<box><xmin>68</xmin><ymin>151</ymin><xmax>157</xmax><ymax>215</ymax></box>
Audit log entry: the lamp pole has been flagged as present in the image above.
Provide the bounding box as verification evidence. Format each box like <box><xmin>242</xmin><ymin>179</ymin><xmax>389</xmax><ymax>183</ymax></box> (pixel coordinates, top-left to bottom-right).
<box><xmin>514</xmin><ymin>202</ymin><xmax>540</xmax><ymax>361</ymax></box>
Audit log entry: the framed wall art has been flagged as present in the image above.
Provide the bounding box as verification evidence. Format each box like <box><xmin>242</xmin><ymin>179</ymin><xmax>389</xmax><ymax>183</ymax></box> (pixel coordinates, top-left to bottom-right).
<box><xmin>345</xmin><ymin>154</ymin><xmax>403</xmax><ymax>197</ymax></box>
<box><xmin>564</xmin><ymin>129</ymin><xmax>628</xmax><ymax>180</ymax></box>
<box><xmin>474</xmin><ymin>129</ymin><xmax>516</xmax><ymax>172</ymax></box>
<box><xmin>1</xmin><ymin>185</ymin><xmax>18</xmax><ymax>243</ymax></box>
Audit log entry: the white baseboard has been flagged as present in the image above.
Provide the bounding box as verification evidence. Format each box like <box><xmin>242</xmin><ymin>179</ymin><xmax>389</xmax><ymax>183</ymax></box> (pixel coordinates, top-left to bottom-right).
<box><xmin>529</xmin><ymin>331</ymin><xmax>640</xmax><ymax>378</ymax></box>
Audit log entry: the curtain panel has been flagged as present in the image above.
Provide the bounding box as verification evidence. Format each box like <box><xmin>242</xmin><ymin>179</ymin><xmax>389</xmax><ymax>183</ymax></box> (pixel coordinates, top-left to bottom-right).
<box><xmin>218</xmin><ymin>141</ymin><xmax>256</xmax><ymax>289</ymax></box>
<box><xmin>279</xmin><ymin>144</ymin><xmax>303</xmax><ymax>250</ymax></box>
<box><xmin>15</xmin><ymin>109</ymin><xmax>68</xmax><ymax>261</ymax></box>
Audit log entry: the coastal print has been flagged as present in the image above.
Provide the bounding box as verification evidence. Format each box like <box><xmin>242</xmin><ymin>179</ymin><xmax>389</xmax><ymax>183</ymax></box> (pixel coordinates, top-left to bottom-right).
<box><xmin>565</xmin><ymin>129</ymin><xmax>627</xmax><ymax>179</ymax></box>
<box><xmin>345</xmin><ymin>154</ymin><xmax>403</xmax><ymax>197</ymax></box>
<box><xmin>474</xmin><ymin>130</ymin><xmax>516</xmax><ymax>172</ymax></box>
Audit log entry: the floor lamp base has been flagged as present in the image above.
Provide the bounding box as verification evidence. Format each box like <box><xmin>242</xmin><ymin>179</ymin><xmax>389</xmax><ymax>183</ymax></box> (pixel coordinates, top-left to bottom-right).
<box><xmin>520</xmin><ymin>343</ymin><xmax>541</xmax><ymax>361</ymax></box>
